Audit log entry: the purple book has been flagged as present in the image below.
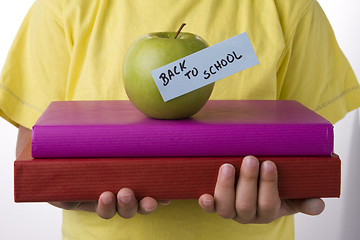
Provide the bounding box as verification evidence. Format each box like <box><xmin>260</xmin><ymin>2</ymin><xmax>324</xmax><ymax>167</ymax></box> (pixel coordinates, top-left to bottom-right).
<box><xmin>31</xmin><ymin>100</ymin><xmax>333</xmax><ymax>158</ymax></box>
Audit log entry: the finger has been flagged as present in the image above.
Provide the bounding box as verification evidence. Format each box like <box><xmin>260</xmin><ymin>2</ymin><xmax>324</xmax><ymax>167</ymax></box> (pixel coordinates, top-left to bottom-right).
<box><xmin>48</xmin><ymin>201</ymin><xmax>97</xmax><ymax>212</ymax></box>
<box><xmin>257</xmin><ymin>161</ymin><xmax>281</xmax><ymax>223</ymax></box>
<box><xmin>299</xmin><ymin>198</ymin><xmax>325</xmax><ymax>215</ymax></box>
<box><xmin>137</xmin><ymin>197</ymin><xmax>158</xmax><ymax>215</ymax></box>
<box><xmin>214</xmin><ymin>163</ymin><xmax>236</xmax><ymax>219</ymax></box>
<box><xmin>279</xmin><ymin>198</ymin><xmax>325</xmax><ymax>217</ymax></box>
<box><xmin>96</xmin><ymin>191</ymin><xmax>117</xmax><ymax>219</ymax></box>
<box><xmin>117</xmin><ymin>188</ymin><xmax>139</xmax><ymax>219</ymax></box>
<box><xmin>234</xmin><ymin>156</ymin><xmax>260</xmax><ymax>223</ymax></box>
<box><xmin>198</xmin><ymin>194</ymin><xmax>215</xmax><ymax>213</ymax></box>
<box><xmin>49</xmin><ymin>201</ymin><xmax>83</xmax><ymax>210</ymax></box>
<box><xmin>158</xmin><ymin>200</ymin><xmax>171</xmax><ymax>206</ymax></box>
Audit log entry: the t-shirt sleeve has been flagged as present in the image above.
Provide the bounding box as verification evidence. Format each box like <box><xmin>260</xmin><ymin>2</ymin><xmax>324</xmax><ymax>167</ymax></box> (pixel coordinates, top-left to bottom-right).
<box><xmin>0</xmin><ymin>0</ymin><xmax>69</xmax><ymax>129</ymax></box>
<box><xmin>277</xmin><ymin>1</ymin><xmax>360</xmax><ymax>124</ymax></box>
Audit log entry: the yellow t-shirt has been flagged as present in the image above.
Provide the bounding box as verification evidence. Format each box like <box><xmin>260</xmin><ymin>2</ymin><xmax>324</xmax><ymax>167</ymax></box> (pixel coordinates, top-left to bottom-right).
<box><xmin>1</xmin><ymin>0</ymin><xmax>359</xmax><ymax>239</ymax></box>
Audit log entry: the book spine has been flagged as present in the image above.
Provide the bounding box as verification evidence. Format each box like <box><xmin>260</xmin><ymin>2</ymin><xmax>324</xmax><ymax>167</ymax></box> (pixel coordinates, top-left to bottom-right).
<box><xmin>31</xmin><ymin>124</ymin><xmax>333</xmax><ymax>158</ymax></box>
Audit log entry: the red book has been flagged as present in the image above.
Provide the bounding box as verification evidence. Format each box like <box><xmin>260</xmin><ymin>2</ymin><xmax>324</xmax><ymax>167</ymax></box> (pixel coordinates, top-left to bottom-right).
<box><xmin>14</xmin><ymin>143</ymin><xmax>340</xmax><ymax>202</ymax></box>
<box><xmin>31</xmin><ymin>100</ymin><xmax>334</xmax><ymax>158</ymax></box>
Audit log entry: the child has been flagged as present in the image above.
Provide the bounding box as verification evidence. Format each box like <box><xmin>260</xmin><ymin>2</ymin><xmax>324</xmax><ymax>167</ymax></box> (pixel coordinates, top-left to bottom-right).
<box><xmin>1</xmin><ymin>0</ymin><xmax>359</xmax><ymax>239</ymax></box>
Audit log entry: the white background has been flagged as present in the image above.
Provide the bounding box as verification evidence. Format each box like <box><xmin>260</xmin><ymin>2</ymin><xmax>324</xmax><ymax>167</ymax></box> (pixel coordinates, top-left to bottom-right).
<box><xmin>0</xmin><ymin>1</ymin><xmax>359</xmax><ymax>239</ymax></box>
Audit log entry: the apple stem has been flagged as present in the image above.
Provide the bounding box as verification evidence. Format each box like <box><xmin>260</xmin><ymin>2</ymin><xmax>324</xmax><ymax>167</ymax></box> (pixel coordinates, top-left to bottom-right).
<box><xmin>174</xmin><ymin>23</ymin><xmax>186</xmax><ymax>39</ymax></box>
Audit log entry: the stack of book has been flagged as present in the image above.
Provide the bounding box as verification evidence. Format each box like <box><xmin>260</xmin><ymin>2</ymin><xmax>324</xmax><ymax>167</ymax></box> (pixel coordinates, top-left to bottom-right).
<box><xmin>14</xmin><ymin>100</ymin><xmax>340</xmax><ymax>202</ymax></box>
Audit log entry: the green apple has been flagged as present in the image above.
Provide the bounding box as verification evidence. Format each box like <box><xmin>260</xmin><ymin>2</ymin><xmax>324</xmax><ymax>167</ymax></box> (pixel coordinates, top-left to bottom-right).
<box><xmin>123</xmin><ymin>24</ymin><xmax>214</xmax><ymax>119</ymax></box>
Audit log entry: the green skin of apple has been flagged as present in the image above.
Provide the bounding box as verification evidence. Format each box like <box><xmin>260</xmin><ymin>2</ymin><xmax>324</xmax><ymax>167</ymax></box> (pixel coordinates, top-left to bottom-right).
<box><xmin>123</xmin><ymin>32</ymin><xmax>215</xmax><ymax>119</ymax></box>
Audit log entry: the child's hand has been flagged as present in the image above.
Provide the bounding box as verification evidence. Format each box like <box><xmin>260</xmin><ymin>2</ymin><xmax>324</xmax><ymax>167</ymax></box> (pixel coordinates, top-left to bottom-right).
<box><xmin>198</xmin><ymin>156</ymin><xmax>325</xmax><ymax>224</ymax></box>
<box><xmin>17</xmin><ymin>126</ymin><xmax>170</xmax><ymax>219</ymax></box>
<box><xmin>49</xmin><ymin>189</ymin><xmax>170</xmax><ymax>219</ymax></box>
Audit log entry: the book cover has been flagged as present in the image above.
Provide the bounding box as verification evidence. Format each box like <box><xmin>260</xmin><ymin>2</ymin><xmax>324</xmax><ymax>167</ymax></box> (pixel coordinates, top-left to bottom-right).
<box><xmin>15</xmin><ymin>143</ymin><xmax>341</xmax><ymax>202</ymax></box>
<box><xmin>31</xmin><ymin>100</ymin><xmax>334</xmax><ymax>158</ymax></box>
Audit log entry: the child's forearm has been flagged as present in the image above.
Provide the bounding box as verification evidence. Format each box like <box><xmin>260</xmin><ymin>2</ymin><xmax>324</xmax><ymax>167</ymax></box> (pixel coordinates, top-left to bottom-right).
<box><xmin>16</xmin><ymin>125</ymin><xmax>32</xmax><ymax>158</ymax></box>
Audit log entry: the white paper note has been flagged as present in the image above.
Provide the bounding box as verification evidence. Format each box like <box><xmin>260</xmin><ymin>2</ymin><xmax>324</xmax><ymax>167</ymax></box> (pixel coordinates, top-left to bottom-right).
<box><xmin>151</xmin><ymin>32</ymin><xmax>259</xmax><ymax>102</ymax></box>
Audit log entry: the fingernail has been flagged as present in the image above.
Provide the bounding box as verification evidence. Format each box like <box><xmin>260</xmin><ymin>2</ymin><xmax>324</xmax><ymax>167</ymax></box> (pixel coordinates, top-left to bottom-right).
<box><xmin>221</xmin><ymin>164</ymin><xmax>235</xmax><ymax>177</ymax></box>
<box><xmin>262</xmin><ymin>161</ymin><xmax>275</xmax><ymax>171</ymax></box>
<box><xmin>203</xmin><ymin>199</ymin><xmax>213</xmax><ymax>207</ymax></box>
<box><xmin>244</xmin><ymin>156</ymin><xmax>259</xmax><ymax>168</ymax></box>
<box><xmin>101</xmin><ymin>194</ymin><xmax>113</xmax><ymax>205</ymax></box>
<box><xmin>159</xmin><ymin>200</ymin><xmax>171</xmax><ymax>206</ymax></box>
<box><xmin>142</xmin><ymin>206</ymin><xmax>156</xmax><ymax>212</ymax></box>
<box><xmin>119</xmin><ymin>194</ymin><xmax>132</xmax><ymax>204</ymax></box>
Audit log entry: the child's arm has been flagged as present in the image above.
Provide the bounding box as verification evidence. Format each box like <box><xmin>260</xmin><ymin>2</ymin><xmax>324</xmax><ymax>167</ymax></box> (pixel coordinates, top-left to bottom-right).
<box><xmin>16</xmin><ymin>126</ymin><xmax>32</xmax><ymax>158</ymax></box>
<box><xmin>16</xmin><ymin>125</ymin><xmax>167</xmax><ymax>219</ymax></box>
<box><xmin>198</xmin><ymin>156</ymin><xmax>325</xmax><ymax>223</ymax></box>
